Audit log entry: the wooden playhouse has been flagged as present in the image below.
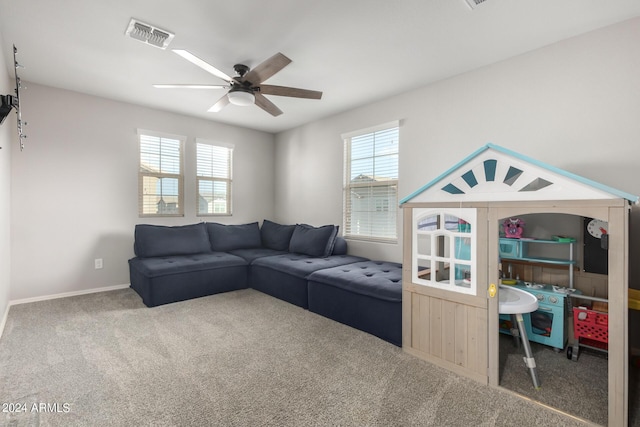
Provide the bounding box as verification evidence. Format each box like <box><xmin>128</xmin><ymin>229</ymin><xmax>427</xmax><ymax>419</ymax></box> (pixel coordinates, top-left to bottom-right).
<box><xmin>399</xmin><ymin>143</ymin><xmax>637</xmax><ymax>426</ymax></box>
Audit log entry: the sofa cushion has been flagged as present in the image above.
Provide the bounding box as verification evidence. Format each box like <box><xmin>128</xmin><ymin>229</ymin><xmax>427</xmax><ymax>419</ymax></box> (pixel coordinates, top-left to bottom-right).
<box><xmin>130</xmin><ymin>252</ymin><xmax>247</xmax><ymax>277</ymax></box>
<box><xmin>129</xmin><ymin>253</ymin><xmax>248</xmax><ymax>307</ymax></box>
<box><xmin>307</xmin><ymin>260</ymin><xmax>403</xmax><ymax>302</ymax></box>
<box><xmin>289</xmin><ymin>224</ymin><xmax>339</xmax><ymax>257</ymax></box>
<box><xmin>307</xmin><ymin>261</ymin><xmax>402</xmax><ymax>346</ymax></box>
<box><xmin>134</xmin><ymin>223</ymin><xmax>211</xmax><ymax>258</ymax></box>
<box><xmin>207</xmin><ymin>222</ymin><xmax>262</xmax><ymax>252</ymax></box>
<box><xmin>251</xmin><ymin>253</ymin><xmax>368</xmax><ymax>279</ymax></box>
<box><xmin>228</xmin><ymin>248</ymin><xmax>287</xmax><ymax>263</ymax></box>
<box><xmin>260</xmin><ymin>219</ymin><xmax>296</xmax><ymax>251</ymax></box>
<box><xmin>251</xmin><ymin>253</ymin><xmax>367</xmax><ymax>309</ymax></box>
<box><xmin>332</xmin><ymin>237</ymin><xmax>347</xmax><ymax>255</ymax></box>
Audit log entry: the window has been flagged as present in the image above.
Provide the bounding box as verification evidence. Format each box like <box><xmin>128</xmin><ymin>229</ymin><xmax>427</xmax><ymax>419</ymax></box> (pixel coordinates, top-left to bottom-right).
<box><xmin>413</xmin><ymin>208</ymin><xmax>476</xmax><ymax>296</ymax></box>
<box><xmin>196</xmin><ymin>139</ymin><xmax>233</xmax><ymax>216</ymax></box>
<box><xmin>343</xmin><ymin>121</ymin><xmax>399</xmax><ymax>242</ymax></box>
<box><xmin>138</xmin><ymin>130</ymin><xmax>185</xmax><ymax>217</ymax></box>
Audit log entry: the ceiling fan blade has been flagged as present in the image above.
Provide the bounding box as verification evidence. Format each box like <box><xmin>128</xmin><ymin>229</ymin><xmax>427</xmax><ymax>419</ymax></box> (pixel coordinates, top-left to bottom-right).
<box><xmin>153</xmin><ymin>84</ymin><xmax>229</xmax><ymax>89</ymax></box>
<box><xmin>208</xmin><ymin>94</ymin><xmax>230</xmax><ymax>112</ymax></box>
<box><xmin>244</xmin><ymin>52</ymin><xmax>291</xmax><ymax>84</ymax></box>
<box><xmin>254</xmin><ymin>92</ymin><xmax>283</xmax><ymax>117</ymax></box>
<box><xmin>259</xmin><ymin>85</ymin><xmax>322</xmax><ymax>99</ymax></box>
<box><xmin>172</xmin><ymin>49</ymin><xmax>233</xmax><ymax>83</ymax></box>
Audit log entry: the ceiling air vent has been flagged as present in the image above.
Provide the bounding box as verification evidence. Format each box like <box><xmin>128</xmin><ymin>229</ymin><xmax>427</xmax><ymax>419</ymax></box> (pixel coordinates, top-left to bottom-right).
<box><xmin>465</xmin><ymin>0</ymin><xmax>488</xmax><ymax>9</ymax></box>
<box><xmin>125</xmin><ymin>19</ymin><xmax>175</xmax><ymax>49</ymax></box>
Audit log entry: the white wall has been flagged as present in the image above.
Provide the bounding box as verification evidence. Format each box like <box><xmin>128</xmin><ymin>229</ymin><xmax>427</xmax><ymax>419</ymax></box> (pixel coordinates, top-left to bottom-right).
<box><xmin>7</xmin><ymin>17</ymin><xmax>640</xmax><ymax>303</ymax></box>
<box><xmin>0</xmin><ymin>31</ymin><xmax>12</xmax><ymax>327</ymax></box>
<box><xmin>275</xmin><ymin>18</ymin><xmax>640</xmax><ymax>266</ymax></box>
<box><xmin>10</xmin><ymin>84</ymin><xmax>275</xmax><ymax>300</ymax></box>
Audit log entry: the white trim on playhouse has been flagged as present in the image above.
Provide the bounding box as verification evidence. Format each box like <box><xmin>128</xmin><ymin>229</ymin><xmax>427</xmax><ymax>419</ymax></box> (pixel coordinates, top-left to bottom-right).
<box><xmin>400</xmin><ymin>143</ymin><xmax>638</xmax><ymax>205</ymax></box>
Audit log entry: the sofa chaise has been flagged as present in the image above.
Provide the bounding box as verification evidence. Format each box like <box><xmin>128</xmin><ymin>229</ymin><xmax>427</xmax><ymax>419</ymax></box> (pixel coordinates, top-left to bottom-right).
<box><xmin>307</xmin><ymin>260</ymin><xmax>403</xmax><ymax>346</ymax></box>
<box><xmin>128</xmin><ymin>220</ymin><xmax>402</xmax><ymax>345</ymax></box>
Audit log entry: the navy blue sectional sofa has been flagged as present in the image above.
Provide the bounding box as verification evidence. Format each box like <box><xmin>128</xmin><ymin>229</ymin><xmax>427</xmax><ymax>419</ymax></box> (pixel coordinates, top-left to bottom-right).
<box><xmin>128</xmin><ymin>220</ymin><xmax>402</xmax><ymax>345</ymax></box>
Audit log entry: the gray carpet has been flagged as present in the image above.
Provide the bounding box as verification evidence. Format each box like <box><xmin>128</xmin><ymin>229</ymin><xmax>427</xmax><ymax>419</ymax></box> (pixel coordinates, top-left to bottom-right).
<box><xmin>499</xmin><ymin>333</ymin><xmax>608</xmax><ymax>425</ymax></box>
<box><xmin>1</xmin><ymin>288</ymin><xmax>592</xmax><ymax>426</ymax></box>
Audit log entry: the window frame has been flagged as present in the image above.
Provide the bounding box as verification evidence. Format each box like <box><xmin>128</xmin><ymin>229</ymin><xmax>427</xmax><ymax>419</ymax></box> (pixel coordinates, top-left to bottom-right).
<box><xmin>412</xmin><ymin>208</ymin><xmax>477</xmax><ymax>296</ymax></box>
<box><xmin>137</xmin><ymin>129</ymin><xmax>185</xmax><ymax>218</ymax></box>
<box><xmin>342</xmin><ymin>120</ymin><xmax>400</xmax><ymax>243</ymax></box>
<box><xmin>195</xmin><ymin>138</ymin><xmax>234</xmax><ymax>217</ymax></box>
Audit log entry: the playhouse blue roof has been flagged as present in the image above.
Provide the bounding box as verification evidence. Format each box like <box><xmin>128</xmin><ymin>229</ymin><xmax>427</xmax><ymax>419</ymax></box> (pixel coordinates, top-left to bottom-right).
<box><xmin>399</xmin><ymin>143</ymin><xmax>638</xmax><ymax>205</ymax></box>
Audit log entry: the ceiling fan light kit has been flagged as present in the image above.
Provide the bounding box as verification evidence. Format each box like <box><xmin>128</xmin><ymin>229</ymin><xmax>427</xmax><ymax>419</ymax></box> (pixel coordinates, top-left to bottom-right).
<box><xmin>228</xmin><ymin>88</ymin><xmax>255</xmax><ymax>106</ymax></box>
<box><xmin>154</xmin><ymin>50</ymin><xmax>323</xmax><ymax>116</ymax></box>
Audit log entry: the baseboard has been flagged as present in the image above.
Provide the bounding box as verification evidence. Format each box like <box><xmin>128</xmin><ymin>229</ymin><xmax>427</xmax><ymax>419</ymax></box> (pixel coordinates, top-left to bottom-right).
<box><xmin>9</xmin><ymin>283</ymin><xmax>130</xmax><ymax>306</ymax></box>
<box><xmin>0</xmin><ymin>303</ymin><xmax>9</xmax><ymax>341</ymax></box>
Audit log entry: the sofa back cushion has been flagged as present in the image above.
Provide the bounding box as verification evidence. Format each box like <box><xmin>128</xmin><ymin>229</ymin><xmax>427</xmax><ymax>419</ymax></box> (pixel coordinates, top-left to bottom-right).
<box><xmin>260</xmin><ymin>219</ymin><xmax>296</xmax><ymax>251</ymax></box>
<box><xmin>332</xmin><ymin>237</ymin><xmax>348</xmax><ymax>255</ymax></box>
<box><xmin>134</xmin><ymin>223</ymin><xmax>211</xmax><ymax>258</ymax></box>
<box><xmin>289</xmin><ymin>224</ymin><xmax>339</xmax><ymax>257</ymax></box>
<box><xmin>207</xmin><ymin>222</ymin><xmax>262</xmax><ymax>252</ymax></box>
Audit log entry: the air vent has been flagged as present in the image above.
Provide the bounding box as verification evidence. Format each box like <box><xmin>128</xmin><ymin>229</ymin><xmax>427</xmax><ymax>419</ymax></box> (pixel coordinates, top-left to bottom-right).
<box><xmin>465</xmin><ymin>0</ymin><xmax>488</xmax><ymax>9</ymax></box>
<box><xmin>125</xmin><ymin>19</ymin><xmax>175</xmax><ymax>49</ymax></box>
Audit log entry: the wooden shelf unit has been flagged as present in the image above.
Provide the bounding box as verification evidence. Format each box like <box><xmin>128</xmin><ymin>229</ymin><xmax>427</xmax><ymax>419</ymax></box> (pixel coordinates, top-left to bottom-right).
<box><xmin>499</xmin><ymin>238</ymin><xmax>575</xmax><ymax>287</ymax></box>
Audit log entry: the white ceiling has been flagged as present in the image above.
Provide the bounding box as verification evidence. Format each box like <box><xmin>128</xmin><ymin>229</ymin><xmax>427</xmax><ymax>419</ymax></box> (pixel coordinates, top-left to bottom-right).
<box><xmin>1</xmin><ymin>0</ymin><xmax>639</xmax><ymax>134</ymax></box>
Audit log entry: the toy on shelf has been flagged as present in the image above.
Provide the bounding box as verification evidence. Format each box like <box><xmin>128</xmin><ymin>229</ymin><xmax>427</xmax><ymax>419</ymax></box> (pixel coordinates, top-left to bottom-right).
<box><xmin>503</xmin><ymin>218</ymin><xmax>525</xmax><ymax>238</ymax></box>
<box><xmin>552</xmin><ymin>235</ymin><xmax>576</xmax><ymax>243</ymax></box>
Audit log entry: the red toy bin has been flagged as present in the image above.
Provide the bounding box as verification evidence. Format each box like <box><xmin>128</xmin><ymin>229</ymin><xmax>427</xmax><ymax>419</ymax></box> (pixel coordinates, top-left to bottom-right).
<box><xmin>572</xmin><ymin>307</ymin><xmax>608</xmax><ymax>349</ymax></box>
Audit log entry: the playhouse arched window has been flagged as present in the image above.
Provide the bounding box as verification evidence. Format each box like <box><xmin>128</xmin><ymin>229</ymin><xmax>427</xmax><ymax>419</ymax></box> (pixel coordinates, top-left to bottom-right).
<box><xmin>413</xmin><ymin>208</ymin><xmax>476</xmax><ymax>295</ymax></box>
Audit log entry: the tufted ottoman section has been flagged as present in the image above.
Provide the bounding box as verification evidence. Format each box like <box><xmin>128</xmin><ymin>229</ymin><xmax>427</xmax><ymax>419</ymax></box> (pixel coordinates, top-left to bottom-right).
<box><xmin>307</xmin><ymin>260</ymin><xmax>402</xmax><ymax>346</ymax></box>
<box><xmin>129</xmin><ymin>252</ymin><xmax>248</xmax><ymax>307</ymax></box>
<box><xmin>250</xmin><ymin>254</ymin><xmax>367</xmax><ymax>308</ymax></box>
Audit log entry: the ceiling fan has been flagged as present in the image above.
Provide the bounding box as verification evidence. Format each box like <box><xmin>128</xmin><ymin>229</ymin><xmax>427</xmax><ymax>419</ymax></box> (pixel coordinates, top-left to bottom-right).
<box><xmin>154</xmin><ymin>50</ymin><xmax>322</xmax><ymax>116</ymax></box>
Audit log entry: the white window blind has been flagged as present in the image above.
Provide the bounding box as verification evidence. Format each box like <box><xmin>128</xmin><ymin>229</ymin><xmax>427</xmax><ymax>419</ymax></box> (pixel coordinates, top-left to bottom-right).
<box><xmin>138</xmin><ymin>130</ymin><xmax>185</xmax><ymax>217</ymax></box>
<box><xmin>196</xmin><ymin>139</ymin><xmax>233</xmax><ymax>216</ymax></box>
<box><xmin>343</xmin><ymin>122</ymin><xmax>399</xmax><ymax>242</ymax></box>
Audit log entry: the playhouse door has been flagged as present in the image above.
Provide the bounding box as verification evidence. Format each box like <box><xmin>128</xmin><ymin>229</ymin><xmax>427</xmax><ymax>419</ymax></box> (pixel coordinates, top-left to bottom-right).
<box><xmin>403</xmin><ymin>206</ymin><xmax>490</xmax><ymax>384</ymax></box>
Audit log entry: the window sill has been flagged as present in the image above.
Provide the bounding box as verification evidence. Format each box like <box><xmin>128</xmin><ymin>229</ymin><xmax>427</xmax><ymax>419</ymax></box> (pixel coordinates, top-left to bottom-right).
<box><xmin>344</xmin><ymin>236</ymin><xmax>398</xmax><ymax>245</ymax></box>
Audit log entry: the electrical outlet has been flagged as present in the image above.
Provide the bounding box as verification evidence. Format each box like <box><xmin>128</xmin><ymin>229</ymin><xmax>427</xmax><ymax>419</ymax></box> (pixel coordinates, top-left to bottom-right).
<box><xmin>94</xmin><ymin>258</ymin><xmax>103</xmax><ymax>269</ymax></box>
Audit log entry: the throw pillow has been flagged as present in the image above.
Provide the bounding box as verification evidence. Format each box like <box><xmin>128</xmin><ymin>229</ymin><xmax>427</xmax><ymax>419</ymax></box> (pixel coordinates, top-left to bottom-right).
<box><xmin>260</xmin><ymin>219</ymin><xmax>296</xmax><ymax>251</ymax></box>
<box><xmin>289</xmin><ymin>224</ymin><xmax>339</xmax><ymax>257</ymax></box>
<box><xmin>332</xmin><ymin>237</ymin><xmax>347</xmax><ymax>255</ymax></box>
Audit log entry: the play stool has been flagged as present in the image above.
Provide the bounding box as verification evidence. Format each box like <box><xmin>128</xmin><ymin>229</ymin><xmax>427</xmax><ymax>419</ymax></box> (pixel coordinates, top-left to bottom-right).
<box><xmin>499</xmin><ymin>284</ymin><xmax>541</xmax><ymax>389</ymax></box>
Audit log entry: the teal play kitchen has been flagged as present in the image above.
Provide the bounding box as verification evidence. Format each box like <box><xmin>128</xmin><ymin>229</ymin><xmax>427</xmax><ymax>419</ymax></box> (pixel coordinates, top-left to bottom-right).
<box><xmin>498</xmin><ymin>234</ymin><xmax>580</xmax><ymax>351</ymax></box>
<box><xmin>499</xmin><ymin>281</ymin><xmax>580</xmax><ymax>351</ymax></box>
